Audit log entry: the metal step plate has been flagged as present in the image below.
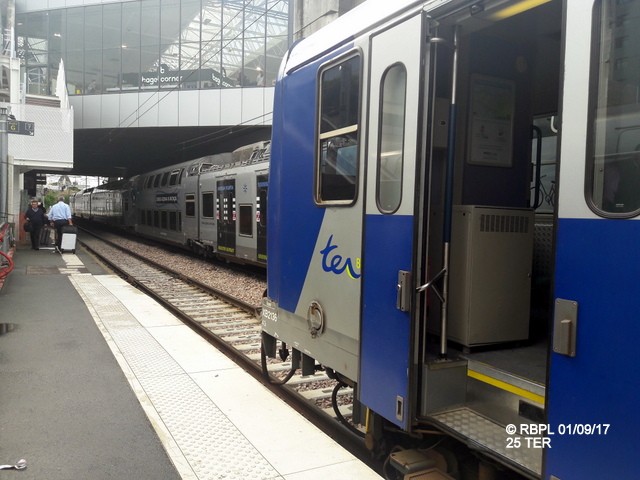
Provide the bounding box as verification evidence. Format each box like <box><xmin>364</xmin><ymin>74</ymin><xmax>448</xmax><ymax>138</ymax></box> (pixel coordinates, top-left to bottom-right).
<box><xmin>430</xmin><ymin>407</ymin><xmax>542</xmax><ymax>477</ymax></box>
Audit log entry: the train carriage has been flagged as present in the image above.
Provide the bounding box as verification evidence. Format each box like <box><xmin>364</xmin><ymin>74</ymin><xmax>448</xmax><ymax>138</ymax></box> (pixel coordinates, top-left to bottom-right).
<box><xmin>134</xmin><ymin>160</ymin><xmax>192</xmax><ymax>246</ymax></box>
<box><xmin>209</xmin><ymin>142</ymin><xmax>269</xmax><ymax>265</ymax></box>
<box><xmin>93</xmin><ymin>178</ymin><xmax>138</xmax><ymax>227</ymax></box>
<box><xmin>196</xmin><ymin>142</ymin><xmax>269</xmax><ymax>265</ymax></box>
<box><xmin>71</xmin><ymin>187</ymin><xmax>93</xmax><ymax>220</ymax></box>
<box><xmin>73</xmin><ymin>178</ymin><xmax>138</xmax><ymax>227</ymax></box>
<box><xmin>182</xmin><ymin>154</ymin><xmax>231</xmax><ymax>255</ymax></box>
<box><xmin>72</xmin><ymin>142</ymin><xmax>270</xmax><ymax>268</ymax></box>
<box><xmin>262</xmin><ymin>0</ymin><xmax>640</xmax><ymax>479</ymax></box>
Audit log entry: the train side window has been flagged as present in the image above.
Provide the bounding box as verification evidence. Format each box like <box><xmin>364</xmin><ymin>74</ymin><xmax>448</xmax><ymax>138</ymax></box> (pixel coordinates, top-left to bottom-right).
<box><xmin>316</xmin><ymin>54</ymin><xmax>361</xmax><ymax>205</ymax></box>
<box><xmin>202</xmin><ymin>192</ymin><xmax>215</xmax><ymax>218</ymax></box>
<box><xmin>168</xmin><ymin>169</ymin><xmax>180</xmax><ymax>186</ymax></box>
<box><xmin>185</xmin><ymin>193</ymin><xmax>195</xmax><ymax>217</ymax></box>
<box><xmin>169</xmin><ymin>212</ymin><xmax>177</xmax><ymax>230</ymax></box>
<box><xmin>239</xmin><ymin>204</ymin><xmax>253</xmax><ymax>237</ymax></box>
<box><xmin>376</xmin><ymin>63</ymin><xmax>407</xmax><ymax>214</ymax></box>
<box><xmin>160</xmin><ymin>211</ymin><xmax>168</xmax><ymax>229</ymax></box>
<box><xmin>588</xmin><ymin>0</ymin><xmax>640</xmax><ymax>217</ymax></box>
<box><xmin>258</xmin><ymin>188</ymin><xmax>267</xmax><ymax>227</ymax></box>
<box><xmin>161</xmin><ymin>172</ymin><xmax>170</xmax><ymax>187</ymax></box>
<box><xmin>153</xmin><ymin>210</ymin><xmax>160</xmax><ymax>227</ymax></box>
<box><xmin>153</xmin><ymin>174</ymin><xmax>161</xmax><ymax>188</ymax></box>
<box><xmin>530</xmin><ymin>116</ymin><xmax>557</xmax><ymax>214</ymax></box>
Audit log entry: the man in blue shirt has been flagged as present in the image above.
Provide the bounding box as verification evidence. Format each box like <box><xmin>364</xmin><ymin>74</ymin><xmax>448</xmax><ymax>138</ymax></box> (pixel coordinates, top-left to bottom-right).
<box><xmin>48</xmin><ymin>196</ymin><xmax>73</xmax><ymax>250</ymax></box>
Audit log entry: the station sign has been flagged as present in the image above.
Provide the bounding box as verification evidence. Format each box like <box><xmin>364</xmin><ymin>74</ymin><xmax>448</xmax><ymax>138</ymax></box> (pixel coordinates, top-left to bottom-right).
<box><xmin>8</xmin><ymin>120</ymin><xmax>35</xmax><ymax>136</ymax></box>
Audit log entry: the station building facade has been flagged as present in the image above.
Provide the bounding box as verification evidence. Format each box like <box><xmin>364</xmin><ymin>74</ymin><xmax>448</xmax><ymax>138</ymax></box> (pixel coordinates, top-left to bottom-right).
<box><xmin>14</xmin><ymin>0</ymin><xmax>291</xmax><ymax>173</ymax></box>
<box><xmin>16</xmin><ymin>0</ymin><xmax>290</xmax><ymax>97</ymax></box>
<box><xmin>1</xmin><ymin>0</ymin><xmax>361</xmax><ymax>241</ymax></box>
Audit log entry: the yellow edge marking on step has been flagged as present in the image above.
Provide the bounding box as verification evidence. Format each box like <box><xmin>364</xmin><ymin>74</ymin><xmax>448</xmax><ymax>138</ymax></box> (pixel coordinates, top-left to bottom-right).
<box><xmin>468</xmin><ymin>369</ymin><xmax>545</xmax><ymax>405</ymax></box>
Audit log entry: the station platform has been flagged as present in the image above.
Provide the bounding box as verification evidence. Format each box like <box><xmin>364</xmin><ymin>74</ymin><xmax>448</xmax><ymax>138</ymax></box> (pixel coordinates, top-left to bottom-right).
<box><xmin>0</xmin><ymin>244</ymin><xmax>382</xmax><ymax>480</ymax></box>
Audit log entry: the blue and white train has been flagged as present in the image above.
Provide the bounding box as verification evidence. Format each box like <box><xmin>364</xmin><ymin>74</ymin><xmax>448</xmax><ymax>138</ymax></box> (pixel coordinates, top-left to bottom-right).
<box><xmin>261</xmin><ymin>1</ymin><xmax>640</xmax><ymax>479</ymax></box>
<box><xmin>72</xmin><ymin>141</ymin><xmax>270</xmax><ymax>266</ymax></box>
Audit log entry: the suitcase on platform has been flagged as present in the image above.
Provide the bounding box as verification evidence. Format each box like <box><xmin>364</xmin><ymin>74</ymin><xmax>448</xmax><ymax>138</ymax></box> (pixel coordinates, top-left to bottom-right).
<box><xmin>60</xmin><ymin>225</ymin><xmax>77</xmax><ymax>253</ymax></box>
<box><xmin>39</xmin><ymin>225</ymin><xmax>53</xmax><ymax>247</ymax></box>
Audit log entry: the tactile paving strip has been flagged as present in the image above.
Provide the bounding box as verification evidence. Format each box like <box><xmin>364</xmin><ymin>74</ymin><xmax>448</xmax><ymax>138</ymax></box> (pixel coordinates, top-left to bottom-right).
<box><xmin>431</xmin><ymin>408</ymin><xmax>542</xmax><ymax>475</ymax></box>
<box><xmin>141</xmin><ymin>374</ymin><xmax>278</xmax><ymax>480</ymax></box>
<box><xmin>70</xmin><ymin>275</ymin><xmax>280</xmax><ymax>480</ymax></box>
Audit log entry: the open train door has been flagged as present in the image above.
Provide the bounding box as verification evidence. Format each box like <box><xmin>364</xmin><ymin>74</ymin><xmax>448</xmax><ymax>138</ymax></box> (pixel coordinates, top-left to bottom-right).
<box><xmin>359</xmin><ymin>11</ymin><xmax>426</xmax><ymax>430</ymax></box>
<box><xmin>546</xmin><ymin>1</ymin><xmax>640</xmax><ymax>478</ymax></box>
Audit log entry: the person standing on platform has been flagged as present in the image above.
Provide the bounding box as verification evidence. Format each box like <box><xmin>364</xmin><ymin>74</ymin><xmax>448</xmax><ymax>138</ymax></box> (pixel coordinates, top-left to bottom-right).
<box><xmin>24</xmin><ymin>199</ymin><xmax>48</xmax><ymax>250</ymax></box>
<box><xmin>48</xmin><ymin>196</ymin><xmax>73</xmax><ymax>250</ymax></box>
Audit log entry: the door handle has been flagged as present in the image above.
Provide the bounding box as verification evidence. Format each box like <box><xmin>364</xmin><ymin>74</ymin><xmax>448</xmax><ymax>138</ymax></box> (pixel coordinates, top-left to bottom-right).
<box><xmin>553</xmin><ymin>299</ymin><xmax>578</xmax><ymax>357</ymax></box>
<box><xmin>397</xmin><ymin>270</ymin><xmax>412</xmax><ymax>312</ymax></box>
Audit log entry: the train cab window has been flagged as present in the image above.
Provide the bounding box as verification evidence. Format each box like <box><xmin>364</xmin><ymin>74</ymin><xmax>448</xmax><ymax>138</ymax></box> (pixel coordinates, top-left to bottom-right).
<box><xmin>316</xmin><ymin>54</ymin><xmax>361</xmax><ymax>205</ymax></box>
<box><xmin>589</xmin><ymin>0</ymin><xmax>640</xmax><ymax>217</ymax></box>
<box><xmin>239</xmin><ymin>205</ymin><xmax>253</xmax><ymax>237</ymax></box>
<box><xmin>377</xmin><ymin>64</ymin><xmax>407</xmax><ymax>214</ymax></box>
<box><xmin>202</xmin><ymin>192</ymin><xmax>215</xmax><ymax>218</ymax></box>
<box><xmin>185</xmin><ymin>193</ymin><xmax>195</xmax><ymax>217</ymax></box>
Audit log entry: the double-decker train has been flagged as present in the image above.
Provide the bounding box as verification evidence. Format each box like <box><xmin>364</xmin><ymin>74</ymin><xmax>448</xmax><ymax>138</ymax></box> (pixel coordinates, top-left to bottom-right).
<box><xmin>72</xmin><ymin>141</ymin><xmax>270</xmax><ymax>266</ymax></box>
<box><xmin>261</xmin><ymin>1</ymin><xmax>640</xmax><ymax>479</ymax></box>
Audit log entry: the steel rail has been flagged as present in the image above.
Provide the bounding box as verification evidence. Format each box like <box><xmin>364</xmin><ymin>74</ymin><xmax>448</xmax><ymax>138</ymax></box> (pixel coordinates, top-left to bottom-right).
<box><xmin>75</xmin><ymin>229</ymin><xmax>382</xmax><ymax>475</ymax></box>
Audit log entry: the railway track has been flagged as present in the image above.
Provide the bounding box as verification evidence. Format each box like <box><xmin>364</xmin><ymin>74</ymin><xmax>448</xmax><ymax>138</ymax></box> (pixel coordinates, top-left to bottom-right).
<box><xmin>76</xmin><ymin>228</ymin><xmax>373</xmax><ymax>467</ymax></box>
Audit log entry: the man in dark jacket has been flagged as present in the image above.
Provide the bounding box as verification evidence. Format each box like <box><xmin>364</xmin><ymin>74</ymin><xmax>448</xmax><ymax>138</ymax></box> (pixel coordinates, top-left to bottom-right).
<box><xmin>24</xmin><ymin>200</ymin><xmax>48</xmax><ymax>250</ymax></box>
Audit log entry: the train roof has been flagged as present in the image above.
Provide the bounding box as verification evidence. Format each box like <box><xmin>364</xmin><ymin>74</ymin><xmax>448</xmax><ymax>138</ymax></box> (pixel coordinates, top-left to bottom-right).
<box><xmin>284</xmin><ymin>0</ymin><xmax>428</xmax><ymax>72</ymax></box>
<box><xmin>93</xmin><ymin>176</ymin><xmax>139</xmax><ymax>192</ymax></box>
<box><xmin>199</xmin><ymin>142</ymin><xmax>270</xmax><ymax>176</ymax></box>
<box><xmin>186</xmin><ymin>153</ymin><xmax>233</xmax><ymax>176</ymax></box>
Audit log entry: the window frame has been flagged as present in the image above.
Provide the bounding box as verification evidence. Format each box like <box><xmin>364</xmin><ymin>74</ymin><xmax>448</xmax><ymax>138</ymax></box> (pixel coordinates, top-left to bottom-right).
<box><xmin>586</xmin><ymin>0</ymin><xmax>640</xmax><ymax>218</ymax></box>
<box><xmin>185</xmin><ymin>193</ymin><xmax>196</xmax><ymax>217</ymax></box>
<box><xmin>314</xmin><ymin>51</ymin><xmax>362</xmax><ymax>206</ymax></box>
<box><xmin>202</xmin><ymin>192</ymin><xmax>215</xmax><ymax>219</ymax></box>
<box><xmin>168</xmin><ymin>169</ymin><xmax>181</xmax><ymax>186</ymax></box>
<box><xmin>238</xmin><ymin>204</ymin><xmax>253</xmax><ymax>237</ymax></box>
<box><xmin>376</xmin><ymin>62</ymin><xmax>407</xmax><ymax>215</ymax></box>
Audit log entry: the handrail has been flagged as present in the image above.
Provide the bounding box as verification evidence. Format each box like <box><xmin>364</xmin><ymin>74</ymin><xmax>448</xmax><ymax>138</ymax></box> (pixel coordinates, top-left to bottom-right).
<box><xmin>0</xmin><ymin>222</ymin><xmax>15</xmax><ymax>279</ymax></box>
<box><xmin>0</xmin><ymin>250</ymin><xmax>13</xmax><ymax>279</ymax></box>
